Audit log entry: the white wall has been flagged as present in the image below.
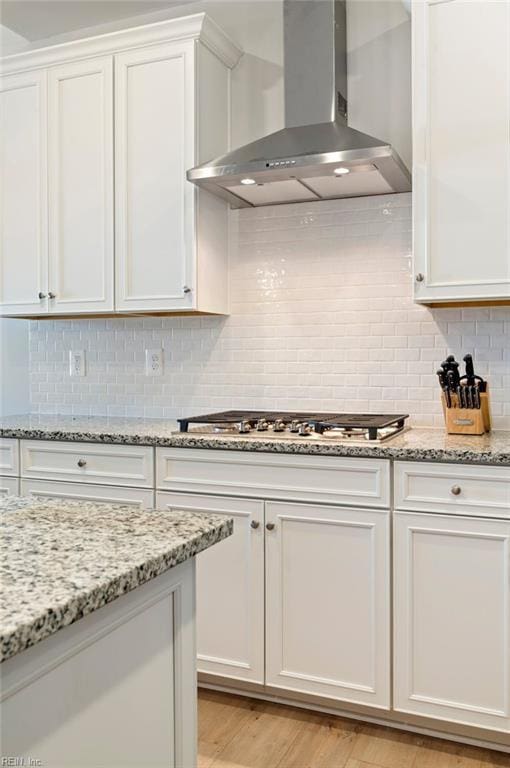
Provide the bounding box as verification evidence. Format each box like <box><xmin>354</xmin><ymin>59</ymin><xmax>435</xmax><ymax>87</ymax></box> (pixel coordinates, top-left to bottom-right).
<box><xmin>347</xmin><ymin>0</ymin><xmax>412</xmax><ymax>169</ymax></box>
<box><xmin>28</xmin><ymin>194</ymin><xmax>510</xmax><ymax>429</ymax></box>
<box><xmin>0</xmin><ymin>320</ymin><xmax>30</xmax><ymax>417</ymax></box>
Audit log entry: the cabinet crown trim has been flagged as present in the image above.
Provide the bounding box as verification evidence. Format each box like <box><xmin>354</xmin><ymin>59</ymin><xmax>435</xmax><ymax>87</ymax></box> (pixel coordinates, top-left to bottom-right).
<box><xmin>0</xmin><ymin>13</ymin><xmax>243</xmax><ymax>75</ymax></box>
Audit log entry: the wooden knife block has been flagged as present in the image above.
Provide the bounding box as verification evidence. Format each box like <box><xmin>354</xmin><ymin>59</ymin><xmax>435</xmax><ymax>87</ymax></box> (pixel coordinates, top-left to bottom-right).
<box><xmin>441</xmin><ymin>387</ymin><xmax>491</xmax><ymax>435</ymax></box>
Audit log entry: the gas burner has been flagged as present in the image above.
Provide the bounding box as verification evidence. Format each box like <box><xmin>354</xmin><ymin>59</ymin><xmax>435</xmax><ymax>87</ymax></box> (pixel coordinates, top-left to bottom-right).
<box><xmin>177</xmin><ymin>411</ymin><xmax>409</xmax><ymax>443</ymax></box>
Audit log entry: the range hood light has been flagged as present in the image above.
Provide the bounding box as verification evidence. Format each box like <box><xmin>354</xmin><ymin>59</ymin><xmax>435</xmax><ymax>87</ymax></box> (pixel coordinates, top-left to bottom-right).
<box><xmin>240</xmin><ymin>178</ymin><xmax>256</xmax><ymax>185</ymax></box>
<box><xmin>334</xmin><ymin>167</ymin><xmax>350</xmax><ymax>176</ymax></box>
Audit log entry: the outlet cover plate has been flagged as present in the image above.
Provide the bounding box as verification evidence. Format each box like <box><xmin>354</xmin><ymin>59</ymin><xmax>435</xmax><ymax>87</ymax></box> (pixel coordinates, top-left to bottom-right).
<box><xmin>145</xmin><ymin>349</ymin><xmax>164</xmax><ymax>376</ymax></box>
<box><xmin>69</xmin><ymin>350</ymin><xmax>86</xmax><ymax>377</ymax></box>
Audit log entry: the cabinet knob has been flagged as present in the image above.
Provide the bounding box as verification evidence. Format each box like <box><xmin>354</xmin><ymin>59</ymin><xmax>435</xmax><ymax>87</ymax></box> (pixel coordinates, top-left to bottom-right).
<box><xmin>250</xmin><ymin>520</ymin><xmax>260</xmax><ymax>529</ymax></box>
<box><xmin>450</xmin><ymin>485</ymin><xmax>461</xmax><ymax>496</ymax></box>
<box><xmin>48</xmin><ymin>292</ymin><xmax>57</xmax><ymax>299</ymax></box>
<box><xmin>415</xmin><ymin>273</ymin><xmax>425</xmax><ymax>283</ymax></box>
<box><xmin>183</xmin><ymin>285</ymin><xmax>192</xmax><ymax>294</ymax></box>
<box><xmin>38</xmin><ymin>292</ymin><xmax>47</xmax><ymax>300</ymax></box>
<box><xmin>77</xmin><ymin>459</ymin><xmax>87</xmax><ymax>468</ymax></box>
<box><xmin>266</xmin><ymin>522</ymin><xmax>275</xmax><ymax>531</ymax></box>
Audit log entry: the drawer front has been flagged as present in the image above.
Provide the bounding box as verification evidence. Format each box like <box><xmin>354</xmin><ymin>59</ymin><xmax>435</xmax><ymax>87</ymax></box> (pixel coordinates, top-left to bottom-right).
<box><xmin>394</xmin><ymin>461</ymin><xmax>510</xmax><ymax>518</ymax></box>
<box><xmin>21</xmin><ymin>440</ymin><xmax>154</xmax><ymax>488</ymax></box>
<box><xmin>21</xmin><ymin>479</ymin><xmax>154</xmax><ymax>508</ymax></box>
<box><xmin>0</xmin><ymin>476</ymin><xmax>19</xmax><ymax>497</ymax></box>
<box><xmin>156</xmin><ymin>449</ymin><xmax>390</xmax><ymax>507</ymax></box>
<box><xmin>0</xmin><ymin>439</ymin><xmax>19</xmax><ymax>477</ymax></box>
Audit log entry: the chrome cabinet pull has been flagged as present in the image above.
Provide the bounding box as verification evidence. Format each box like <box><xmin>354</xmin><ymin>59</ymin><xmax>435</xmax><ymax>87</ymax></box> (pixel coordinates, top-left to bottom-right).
<box><xmin>77</xmin><ymin>459</ymin><xmax>87</xmax><ymax>468</ymax></box>
<box><xmin>48</xmin><ymin>292</ymin><xmax>56</xmax><ymax>299</ymax></box>
<box><xmin>38</xmin><ymin>292</ymin><xmax>47</xmax><ymax>299</ymax></box>
<box><xmin>450</xmin><ymin>485</ymin><xmax>461</xmax><ymax>496</ymax></box>
<box><xmin>183</xmin><ymin>286</ymin><xmax>192</xmax><ymax>294</ymax></box>
<box><xmin>250</xmin><ymin>520</ymin><xmax>260</xmax><ymax>529</ymax></box>
<box><xmin>266</xmin><ymin>522</ymin><xmax>275</xmax><ymax>531</ymax></box>
<box><xmin>415</xmin><ymin>273</ymin><xmax>425</xmax><ymax>283</ymax></box>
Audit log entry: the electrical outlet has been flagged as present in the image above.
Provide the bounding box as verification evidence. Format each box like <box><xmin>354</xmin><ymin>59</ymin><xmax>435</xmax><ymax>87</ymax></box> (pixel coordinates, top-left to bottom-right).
<box><xmin>145</xmin><ymin>349</ymin><xmax>164</xmax><ymax>376</ymax></box>
<box><xmin>69</xmin><ymin>350</ymin><xmax>86</xmax><ymax>377</ymax></box>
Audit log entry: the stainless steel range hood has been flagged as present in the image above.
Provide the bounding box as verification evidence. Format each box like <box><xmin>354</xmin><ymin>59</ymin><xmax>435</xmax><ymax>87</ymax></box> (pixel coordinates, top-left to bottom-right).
<box><xmin>187</xmin><ymin>0</ymin><xmax>411</xmax><ymax>208</ymax></box>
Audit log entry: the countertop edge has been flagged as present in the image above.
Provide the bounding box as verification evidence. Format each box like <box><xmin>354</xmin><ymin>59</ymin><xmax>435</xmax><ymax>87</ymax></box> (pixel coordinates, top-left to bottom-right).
<box><xmin>1</xmin><ymin>427</ymin><xmax>509</xmax><ymax>466</ymax></box>
<box><xmin>0</xmin><ymin>517</ymin><xmax>232</xmax><ymax>663</ymax></box>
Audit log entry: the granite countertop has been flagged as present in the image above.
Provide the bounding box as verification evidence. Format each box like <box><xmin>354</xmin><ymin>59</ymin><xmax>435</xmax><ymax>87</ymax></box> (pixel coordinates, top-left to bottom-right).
<box><xmin>1</xmin><ymin>414</ymin><xmax>509</xmax><ymax>465</ymax></box>
<box><xmin>0</xmin><ymin>496</ymin><xmax>232</xmax><ymax>663</ymax></box>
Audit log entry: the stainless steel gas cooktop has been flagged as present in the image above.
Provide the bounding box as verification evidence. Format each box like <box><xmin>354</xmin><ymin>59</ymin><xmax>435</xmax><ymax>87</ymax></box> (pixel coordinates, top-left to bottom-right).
<box><xmin>177</xmin><ymin>411</ymin><xmax>409</xmax><ymax>443</ymax></box>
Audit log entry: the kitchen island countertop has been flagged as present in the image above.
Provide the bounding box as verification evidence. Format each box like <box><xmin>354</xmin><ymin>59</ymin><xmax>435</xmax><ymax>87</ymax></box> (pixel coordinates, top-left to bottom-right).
<box><xmin>0</xmin><ymin>496</ymin><xmax>232</xmax><ymax>662</ymax></box>
<box><xmin>1</xmin><ymin>414</ymin><xmax>509</xmax><ymax>465</ymax></box>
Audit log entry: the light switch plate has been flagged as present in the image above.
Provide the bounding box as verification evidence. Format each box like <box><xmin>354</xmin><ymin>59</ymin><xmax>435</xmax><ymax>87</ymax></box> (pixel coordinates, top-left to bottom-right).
<box><xmin>69</xmin><ymin>350</ymin><xmax>86</xmax><ymax>377</ymax></box>
<box><xmin>145</xmin><ymin>349</ymin><xmax>164</xmax><ymax>376</ymax></box>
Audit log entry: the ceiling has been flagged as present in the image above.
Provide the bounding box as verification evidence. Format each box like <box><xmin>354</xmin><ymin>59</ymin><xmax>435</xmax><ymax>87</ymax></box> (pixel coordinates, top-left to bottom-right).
<box><xmin>1</xmin><ymin>0</ymin><xmax>196</xmax><ymax>42</ymax></box>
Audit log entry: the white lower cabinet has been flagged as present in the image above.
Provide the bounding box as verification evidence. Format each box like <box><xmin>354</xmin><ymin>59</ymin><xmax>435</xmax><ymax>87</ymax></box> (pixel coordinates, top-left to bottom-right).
<box><xmin>156</xmin><ymin>491</ymin><xmax>265</xmax><ymax>684</ymax></box>
<box><xmin>21</xmin><ymin>479</ymin><xmax>154</xmax><ymax>508</ymax></box>
<box><xmin>265</xmin><ymin>501</ymin><xmax>390</xmax><ymax>708</ymax></box>
<box><xmin>393</xmin><ymin>511</ymin><xmax>510</xmax><ymax>733</ymax></box>
<box><xmin>1</xmin><ymin>476</ymin><xmax>19</xmax><ymax>496</ymax></box>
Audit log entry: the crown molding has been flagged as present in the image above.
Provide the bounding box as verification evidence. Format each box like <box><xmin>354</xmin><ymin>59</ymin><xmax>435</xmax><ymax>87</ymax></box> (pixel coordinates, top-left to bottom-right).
<box><xmin>0</xmin><ymin>13</ymin><xmax>242</xmax><ymax>76</ymax></box>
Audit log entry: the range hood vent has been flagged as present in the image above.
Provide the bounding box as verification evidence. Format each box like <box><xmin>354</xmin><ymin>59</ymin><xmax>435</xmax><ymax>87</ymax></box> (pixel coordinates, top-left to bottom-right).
<box><xmin>187</xmin><ymin>0</ymin><xmax>411</xmax><ymax>208</ymax></box>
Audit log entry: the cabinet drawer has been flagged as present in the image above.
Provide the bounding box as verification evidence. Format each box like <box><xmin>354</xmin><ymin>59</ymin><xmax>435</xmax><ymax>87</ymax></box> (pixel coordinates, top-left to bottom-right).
<box><xmin>394</xmin><ymin>461</ymin><xmax>510</xmax><ymax>518</ymax></box>
<box><xmin>0</xmin><ymin>439</ymin><xmax>19</xmax><ymax>477</ymax></box>
<box><xmin>21</xmin><ymin>440</ymin><xmax>154</xmax><ymax>488</ymax></box>
<box><xmin>156</xmin><ymin>449</ymin><xmax>390</xmax><ymax>507</ymax></box>
<box><xmin>1</xmin><ymin>476</ymin><xmax>19</xmax><ymax>497</ymax></box>
<box><xmin>21</xmin><ymin>479</ymin><xmax>154</xmax><ymax>508</ymax></box>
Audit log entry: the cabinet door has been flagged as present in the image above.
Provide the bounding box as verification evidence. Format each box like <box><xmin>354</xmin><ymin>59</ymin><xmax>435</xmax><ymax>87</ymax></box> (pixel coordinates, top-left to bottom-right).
<box><xmin>394</xmin><ymin>511</ymin><xmax>510</xmax><ymax>733</ymax></box>
<box><xmin>21</xmin><ymin>479</ymin><xmax>154</xmax><ymax>508</ymax></box>
<box><xmin>156</xmin><ymin>491</ymin><xmax>265</xmax><ymax>683</ymax></box>
<box><xmin>265</xmin><ymin>501</ymin><xmax>390</xmax><ymax>708</ymax></box>
<box><xmin>413</xmin><ymin>0</ymin><xmax>510</xmax><ymax>303</ymax></box>
<box><xmin>115</xmin><ymin>42</ymin><xmax>195</xmax><ymax>312</ymax></box>
<box><xmin>47</xmin><ymin>57</ymin><xmax>114</xmax><ymax>313</ymax></box>
<box><xmin>0</xmin><ymin>70</ymin><xmax>48</xmax><ymax>315</ymax></box>
<box><xmin>0</xmin><ymin>476</ymin><xmax>19</xmax><ymax>497</ymax></box>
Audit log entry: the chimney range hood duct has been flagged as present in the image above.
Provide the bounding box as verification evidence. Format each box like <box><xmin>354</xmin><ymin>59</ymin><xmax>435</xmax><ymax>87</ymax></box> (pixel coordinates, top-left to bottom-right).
<box><xmin>187</xmin><ymin>0</ymin><xmax>411</xmax><ymax>208</ymax></box>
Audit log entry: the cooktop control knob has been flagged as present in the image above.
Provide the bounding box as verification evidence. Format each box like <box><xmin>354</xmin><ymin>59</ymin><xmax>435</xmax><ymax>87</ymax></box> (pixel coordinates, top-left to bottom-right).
<box><xmin>289</xmin><ymin>420</ymin><xmax>301</xmax><ymax>433</ymax></box>
<box><xmin>272</xmin><ymin>419</ymin><xmax>286</xmax><ymax>432</ymax></box>
<box><xmin>298</xmin><ymin>422</ymin><xmax>312</xmax><ymax>436</ymax></box>
<box><xmin>256</xmin><ymin>419</ymin><xmax>269</xmax><ymax>431</ymax></box>
<box><xmin>238</xmin><ymin>420</ymin><xmax>252</xmax><ymax>433</ymax></box>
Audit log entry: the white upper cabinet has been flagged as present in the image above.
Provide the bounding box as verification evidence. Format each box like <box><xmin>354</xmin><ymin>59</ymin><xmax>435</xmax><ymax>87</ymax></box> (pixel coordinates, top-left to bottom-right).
<box><xmin>114</xmin><ymin>42</ymin><xmax>194</xmax><ymax>312</ymax></box>
<box><xmin>0</xmin><ymin>70</ymin><xmax>48</xmax><ymax>314</ymax></box>
<box><xmin>48</xmin><ymin>57</ymin><xmax>114</xmax><ymax>313</ymax></box>
<box><xmin>413</xmin><ymin>0</ymin><xmax>510</xmax><ymax>304</ymax></box>
<box><xmin>0</xmin><ymin>15</ymin><xmax>241</xmax><ymax>317</ymax></box>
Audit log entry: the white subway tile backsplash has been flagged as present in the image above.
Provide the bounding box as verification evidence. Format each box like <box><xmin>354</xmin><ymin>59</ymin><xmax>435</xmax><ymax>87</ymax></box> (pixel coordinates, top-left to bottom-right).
<box><xmin>28</xmin><ymin>193</ymin><xmax>510</xmax><ymax>428</ymax></box>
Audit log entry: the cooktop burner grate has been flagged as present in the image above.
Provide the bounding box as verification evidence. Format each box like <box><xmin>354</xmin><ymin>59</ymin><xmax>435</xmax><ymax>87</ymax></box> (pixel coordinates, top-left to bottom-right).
<box><xmin>177</xmin><ymin>411</ymin><xmax>409</xmax><ymax>440</ymax></box>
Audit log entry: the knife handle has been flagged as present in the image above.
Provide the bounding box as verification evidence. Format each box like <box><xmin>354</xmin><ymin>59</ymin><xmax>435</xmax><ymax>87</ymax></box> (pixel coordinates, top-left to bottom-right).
<box><xmin>450</xmin><ymin>361</ymin><xmax>460</xmax><ymax>387</ymax></box>
<box><xmin>463</xmin><ymin>354</ymin><xmax>475</xmax><ymax>384</ymax></box>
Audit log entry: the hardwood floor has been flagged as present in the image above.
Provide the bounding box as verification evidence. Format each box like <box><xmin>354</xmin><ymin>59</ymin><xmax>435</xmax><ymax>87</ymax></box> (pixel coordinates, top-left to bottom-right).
<box><xmin>198</xmin><ymin>689</ymin><xmax>509</xmax><ymax>768</ymax></box>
